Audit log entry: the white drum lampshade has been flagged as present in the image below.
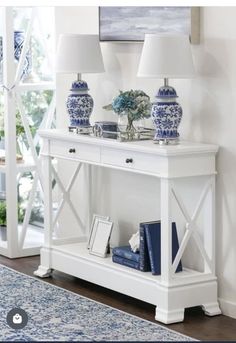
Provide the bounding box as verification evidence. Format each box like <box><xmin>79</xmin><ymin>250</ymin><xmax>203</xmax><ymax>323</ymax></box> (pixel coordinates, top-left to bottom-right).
<box><xmin>56</xmin><ymin>34</ymin><xmax>104</xmax><ymax>74</ymax></box>
<box><xmin>56</xmin><ymin>34</ymin><xmax>105</xmax><ymax>130</ymax></box>
<box><xmin>138</xmin><ymin>34</ymin><xmax>195</xmax><ymax>143</ymax></box>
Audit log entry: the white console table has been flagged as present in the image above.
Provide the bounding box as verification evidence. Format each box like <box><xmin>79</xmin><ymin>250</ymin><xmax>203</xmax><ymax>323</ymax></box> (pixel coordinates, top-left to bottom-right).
<box><xmin>35</xmin><ymin>129</ymin><xmax>221</xmax><ymax>324</ymax></box>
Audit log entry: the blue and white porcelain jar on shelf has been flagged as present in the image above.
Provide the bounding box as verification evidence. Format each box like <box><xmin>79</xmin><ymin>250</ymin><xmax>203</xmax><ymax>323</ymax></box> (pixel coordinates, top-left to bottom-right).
<box><xmin>14</xmin><ymin>31</ymin><xmax>32</xmax><ymax>80</ymax></box>
<box><xmin>66</xmin><ymin>76</ymin><xmax>94</xmax><ymax>130</ymax></box>
<box><xmin>151</xmin><ymin>79</ymin><xmax>182</xmax><ymax>144</ymax></box>
<box><xmin>0</xmin><ymin>30</ymin><xmax>32</xmax><ymax>82</ymax></box>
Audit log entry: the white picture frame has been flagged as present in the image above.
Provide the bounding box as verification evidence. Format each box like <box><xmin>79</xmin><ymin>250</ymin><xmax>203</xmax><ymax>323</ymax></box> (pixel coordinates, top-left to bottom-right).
<box><xmin>87</xmin><ymin>214</ymin><xmax>109</xmax><ymax>249</ymax></box>
<box><xmin>89</xmin><ymin>219</ymin><xmax>113</xmax><ymax>258</ymax></box>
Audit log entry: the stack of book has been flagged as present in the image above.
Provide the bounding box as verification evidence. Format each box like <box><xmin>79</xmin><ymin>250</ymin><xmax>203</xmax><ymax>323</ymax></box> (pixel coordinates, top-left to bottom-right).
<box><xmin>112</xmin><ymin>245</ymin><xmax>140</xmax><ymax>270</ymax></box>
<box><xmin>112</xmin><ymin>220</ymin><xmax>182</xmax><ymax>275</ymax></box>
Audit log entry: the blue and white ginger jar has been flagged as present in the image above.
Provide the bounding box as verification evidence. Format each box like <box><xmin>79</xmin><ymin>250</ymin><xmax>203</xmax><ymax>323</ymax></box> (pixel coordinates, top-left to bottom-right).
<box><xmin>151</xmin><ymin>86</ymin><xmax>182</xmax><ymax>141</ymax></box>
<box><xmin>66</xmin><ymin>80</ymin><xmax>94</xmax><ymax>127</ymax></box>
<box><xmin>0</xmin><ymin>31</ymin><xmax>31</xmax><ymax>80</ymax></box>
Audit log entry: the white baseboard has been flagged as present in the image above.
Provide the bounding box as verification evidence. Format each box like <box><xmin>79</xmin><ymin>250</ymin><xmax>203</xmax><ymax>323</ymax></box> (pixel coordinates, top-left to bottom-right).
<box><xmin>219</xmin><ymin>298</ymin><xmax>236</xmax><ymax>319</ymax></box>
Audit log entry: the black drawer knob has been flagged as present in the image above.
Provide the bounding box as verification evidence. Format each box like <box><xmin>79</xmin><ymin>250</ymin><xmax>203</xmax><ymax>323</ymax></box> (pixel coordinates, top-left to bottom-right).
<box><xmin>125</xmin><ymin>158</ymin><xmax>133</xmax><ymax>164</ymax></box>
<box><xmin>69</xmin><ymin>148</ymin><xmax>76</xmax><ymax>153</ymax></box>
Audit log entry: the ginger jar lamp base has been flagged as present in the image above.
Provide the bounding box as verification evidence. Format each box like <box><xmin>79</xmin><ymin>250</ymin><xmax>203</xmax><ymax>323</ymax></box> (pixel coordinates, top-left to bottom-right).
<box><xmin>66</xmin><ymin>74</ymin><xmax>94</xmax><ymax>132</ymax></box>
<box><xmin>151</xmin><ymin>78</ymin><xmax>183</xmax><ymax>145</ymax></box>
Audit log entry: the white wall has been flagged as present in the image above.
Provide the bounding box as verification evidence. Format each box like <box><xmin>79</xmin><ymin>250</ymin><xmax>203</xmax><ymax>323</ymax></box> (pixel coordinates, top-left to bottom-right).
<box><xmin>55</xmin><ymin>7</ymin><xmax>236</xmax><ymax>319</ymax></box>
<box><xmin>196</xmin><ymin>7</ymin><xmax>236</xmax><ymax>319</ymax></box>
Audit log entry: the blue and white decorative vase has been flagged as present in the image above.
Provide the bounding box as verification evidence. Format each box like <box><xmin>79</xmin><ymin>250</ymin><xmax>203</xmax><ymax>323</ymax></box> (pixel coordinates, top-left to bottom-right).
<box><xmin>0</xmin><ymin>31</ymin><xmax>31</xmax><ymax>80</ymax></box>
<box><xmin>151</xmin><ymin>85</ymin><xmax>182</xmax><ymax>143</ymax></box>
<box><xmin>66</xmin><ymin>80</ymin><xmax>94</xmax><ymax>127</ymax></box>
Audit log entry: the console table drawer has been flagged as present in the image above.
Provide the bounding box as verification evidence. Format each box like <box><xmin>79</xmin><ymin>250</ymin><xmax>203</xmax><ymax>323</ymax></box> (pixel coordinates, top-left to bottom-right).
<box><xmin>101</xmin><ymin>148</ymin><xmax>162</xmax><ymax>174</ymax></box>
<box><xmin>50</xmin><ymin>140</ymin><xmax>100</xmax><ymax>163</ymax></box>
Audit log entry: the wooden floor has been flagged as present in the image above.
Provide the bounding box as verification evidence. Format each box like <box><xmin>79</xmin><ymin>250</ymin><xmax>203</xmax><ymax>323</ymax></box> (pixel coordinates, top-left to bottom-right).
<box><xmin>0</xmin><ymin>255</ymin><xmax>236</xmax><ymax>341</ymax></box>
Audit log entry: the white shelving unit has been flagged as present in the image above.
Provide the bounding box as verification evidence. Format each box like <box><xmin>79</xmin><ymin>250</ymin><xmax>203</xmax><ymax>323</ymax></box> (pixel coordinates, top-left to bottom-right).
<box><xmin>35</xmin><ymin>130</ymin><xmax>222</xmax><ymax>324</ymax></box>
<box><xmin>0</xmin><ymin>7</ymin><xmax>55</xmax><ymax>257</ymax></box>
<box><xmin>0</xmin><ymin>160</ymin><xmax>36</xmax><ymax>174</ymax></box>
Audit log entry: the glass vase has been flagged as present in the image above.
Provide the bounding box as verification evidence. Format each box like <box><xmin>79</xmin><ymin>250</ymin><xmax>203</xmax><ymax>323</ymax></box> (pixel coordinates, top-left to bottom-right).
<box><xmin>117</xmin><ymin>112</ymin><xmax>143</xmax><ymax>141</ymax></box>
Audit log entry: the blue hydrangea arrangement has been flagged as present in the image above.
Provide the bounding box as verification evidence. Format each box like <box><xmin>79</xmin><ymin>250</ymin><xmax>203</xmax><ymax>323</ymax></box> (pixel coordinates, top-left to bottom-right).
<box><xmin>103</xmin><ymin>89</ymin><xmax>151</xmax><ymax>122</ymax></box>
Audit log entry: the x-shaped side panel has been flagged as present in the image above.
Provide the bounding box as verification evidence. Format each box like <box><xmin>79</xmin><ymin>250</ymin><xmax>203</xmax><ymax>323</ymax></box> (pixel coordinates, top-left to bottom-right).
<box><xmin>171</xmin><ymin>178</ymin><xmax>213</xmax><ymax>275</ymax></box>
<box><xmin>52</xmin><ymin>163</ymin><xmax>85</xmax><ymax>234</ymax></box>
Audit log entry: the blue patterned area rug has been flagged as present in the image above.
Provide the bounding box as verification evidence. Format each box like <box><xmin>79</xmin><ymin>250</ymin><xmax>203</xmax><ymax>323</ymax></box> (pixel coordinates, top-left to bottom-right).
<box><xmin>0</xmin><ymin>265</ymin><xmax>195</xmax><ymax>342</ymax></box>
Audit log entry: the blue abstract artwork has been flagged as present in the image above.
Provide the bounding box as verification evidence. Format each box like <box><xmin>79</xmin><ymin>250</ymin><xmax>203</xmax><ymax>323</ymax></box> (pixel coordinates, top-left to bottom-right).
<box><xmin>99</xmin><ymin>7</ymin><xmax>191</xmax><ymax>41</ymax></box>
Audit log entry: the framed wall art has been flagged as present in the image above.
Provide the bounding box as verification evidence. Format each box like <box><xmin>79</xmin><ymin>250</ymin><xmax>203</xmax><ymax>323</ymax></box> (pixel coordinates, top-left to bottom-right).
<box><xmin>99</xmin><ymin>7</ymin><xmax>200</xmax><ymax>44</ymax></box>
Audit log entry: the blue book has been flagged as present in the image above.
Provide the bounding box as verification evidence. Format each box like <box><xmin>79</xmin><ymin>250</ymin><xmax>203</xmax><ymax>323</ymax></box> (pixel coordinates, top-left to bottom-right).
<box><xmin>139</xmin><ymin>224</ymin><xmax>151</xmax><ymax>272</ymax></box>
<box><xmin>143</xmin><ymin>221</ymin><xmax>182</xmax><ymax>275</ymax></box>
<box><xmin>112</xmin><ymin>246</ymin><xmax>140</xmax><ymax>263</ymax></box>
<box><xmin>112</xmin><ymin>255</ymin><xmax>140</xmax><ymax>270</ymax></box>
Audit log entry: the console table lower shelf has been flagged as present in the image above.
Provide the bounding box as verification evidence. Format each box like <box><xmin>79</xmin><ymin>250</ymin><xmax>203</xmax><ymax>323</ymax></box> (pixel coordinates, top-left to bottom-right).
<box><xmin>34</xmin><ymin>241</ymin><xmax>221</xmax><ymax>324</ymax></box>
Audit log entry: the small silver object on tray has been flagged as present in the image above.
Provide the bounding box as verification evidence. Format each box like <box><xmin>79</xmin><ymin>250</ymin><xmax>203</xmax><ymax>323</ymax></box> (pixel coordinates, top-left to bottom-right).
<box><xmin>68</xmin><ymin>126</ymin><xmax>93</xmax><ymax>135</ymax></box>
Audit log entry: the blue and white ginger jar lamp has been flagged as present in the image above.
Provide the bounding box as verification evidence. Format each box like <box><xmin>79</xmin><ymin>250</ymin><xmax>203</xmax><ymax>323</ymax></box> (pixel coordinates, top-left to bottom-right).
<box><xmin>137</xmin><ymin>34</ymin><xmax>195</xmax><ymax>144</ymax></box>
<box><xmin>151</xmin><ymin>82</ymin><xmax>182</xmax><ymax>142</ymax></box>
<box><xmin>56</xmin><ymin>34</ymin><xmax>104</xmax><ymax>132</ymax></box>
<box><xmin>66</xmin><ymin>78</ymin><xmax>94</xmax><ymax>127</ymax></box>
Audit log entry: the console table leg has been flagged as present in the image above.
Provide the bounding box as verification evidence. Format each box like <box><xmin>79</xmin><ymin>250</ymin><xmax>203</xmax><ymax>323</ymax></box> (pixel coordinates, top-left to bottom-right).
<box><xmin>86</xmin><ymin>163</ymin><xmax>92</xmax><ymax>233</ymax></box>
<box><xmin>155</xmin><ymin>307</ymin><xmax>185</xmax><ymax>324</ymax></box>
<box><xmin>202</xmin><ymin>302</ymin><xmax>222</xmax><ymax>316</ymax></box>
<box><xmin>34</xmin><ymin>149</ymin><xmax>53</xmax><ymax>277</ymax></box>
<box><xmin>34</xmin><ymin>265</ymin><xmax>53</xmax><ymax>278</ymax></box>
<box><xmin>160</xmin><ymin>178</ymin><xmax>172</xmax><ymax>284</ymax></box>
<box><xmin>34</xmin><ymin>246</ymin><xmax>53</xmax><ymax>278</ymax></box>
